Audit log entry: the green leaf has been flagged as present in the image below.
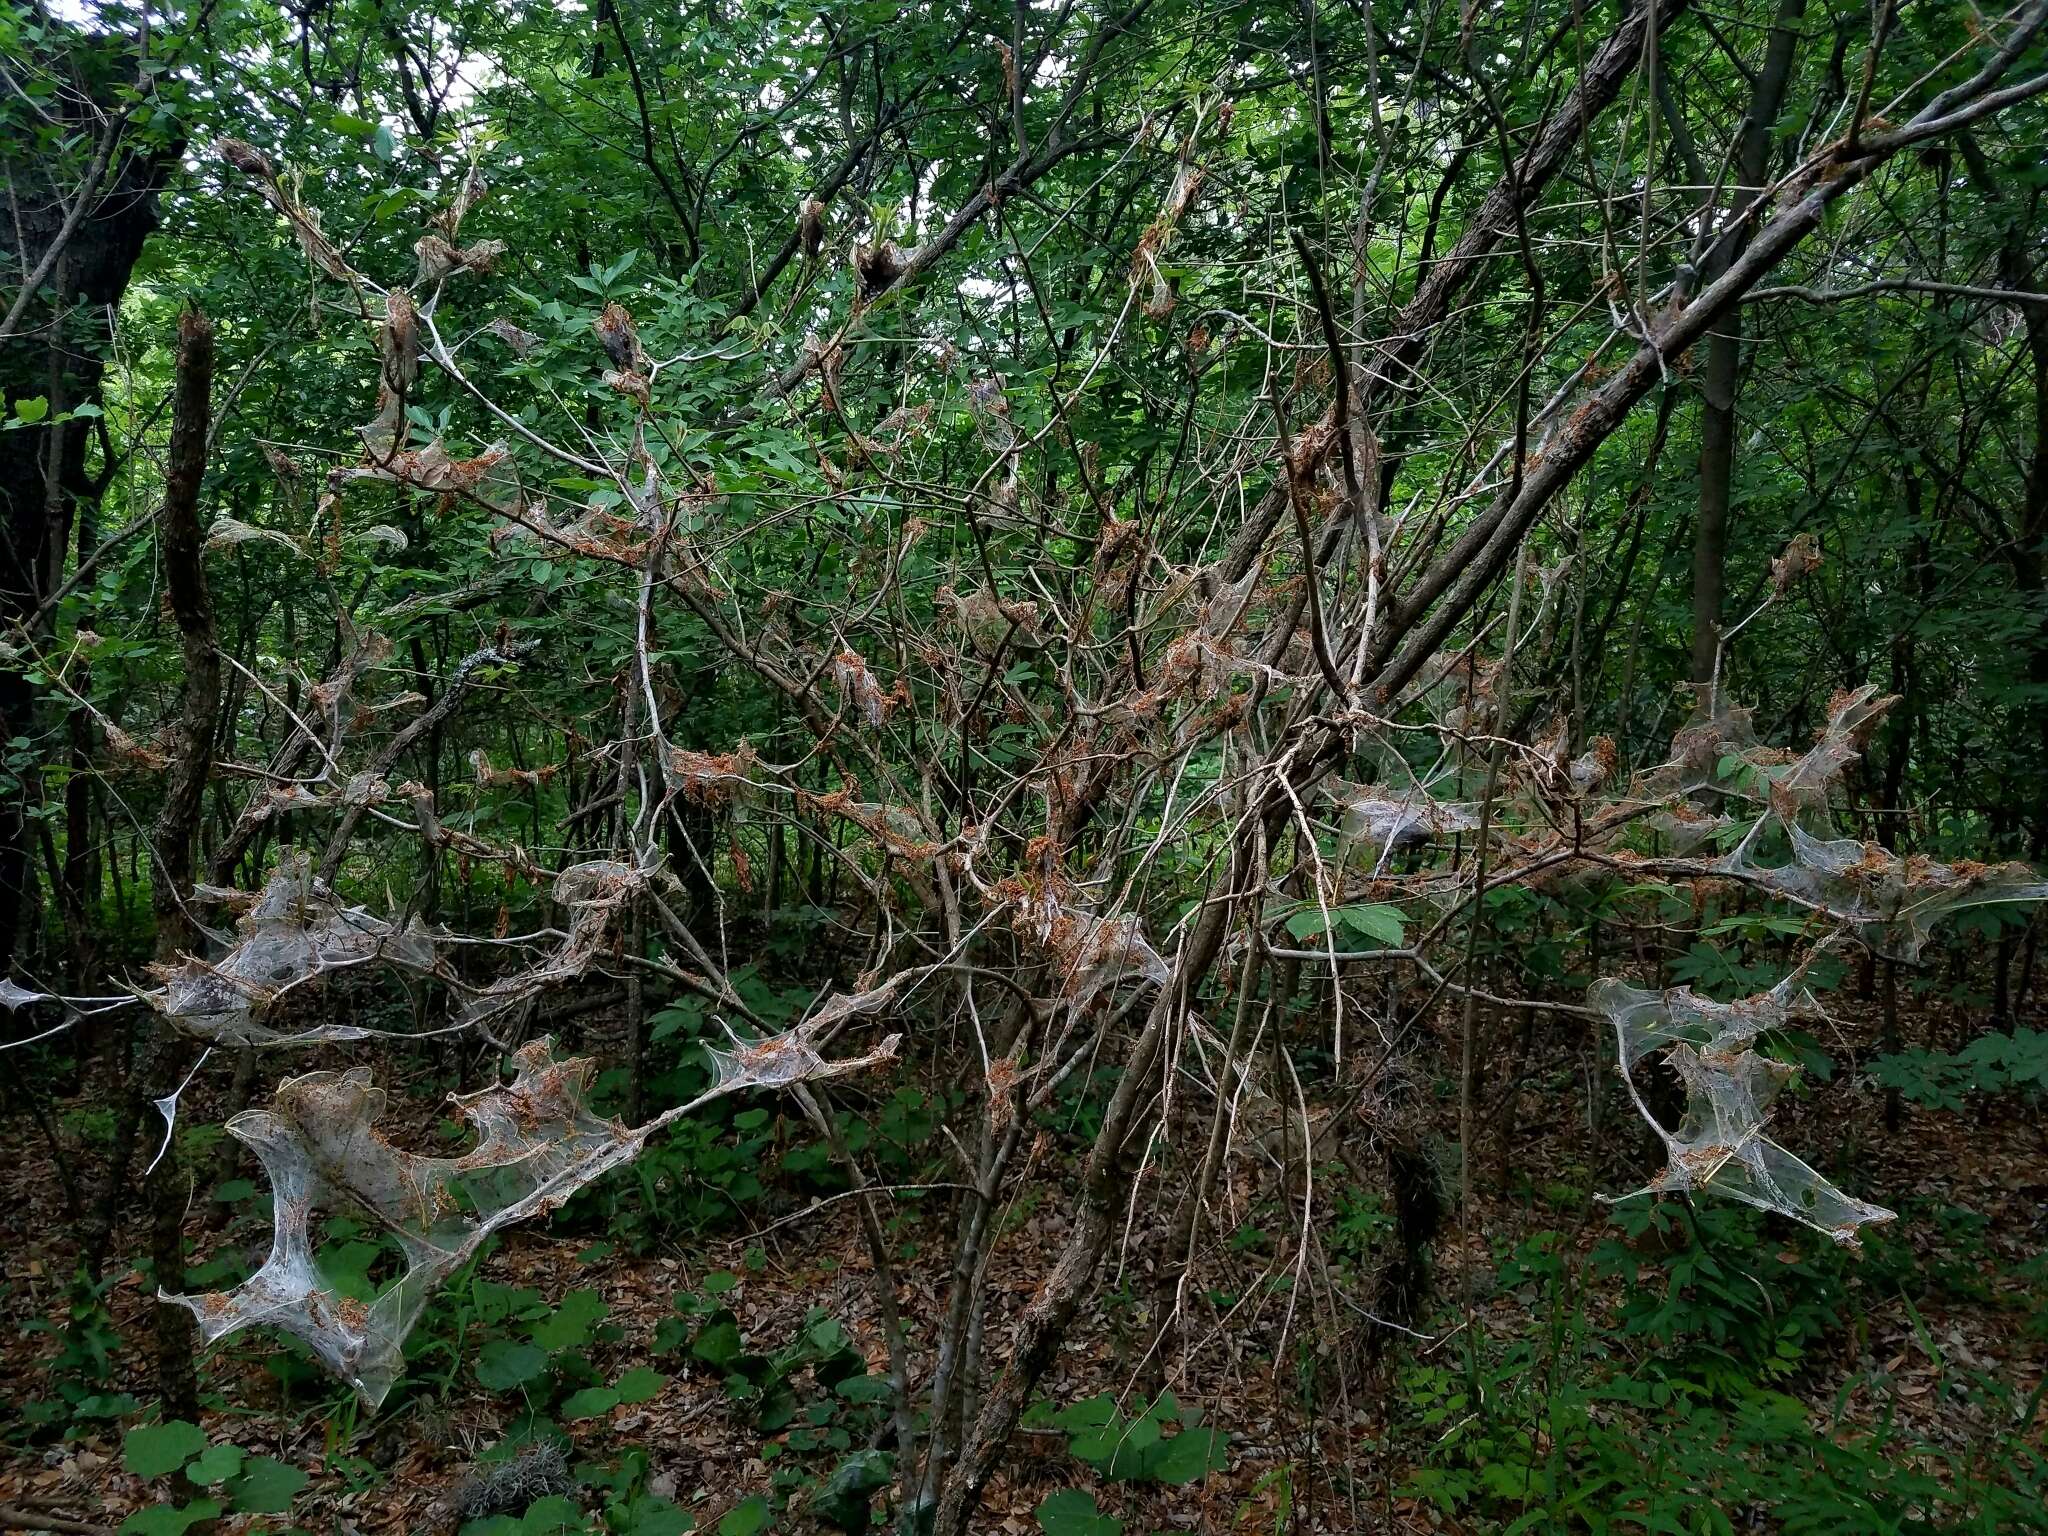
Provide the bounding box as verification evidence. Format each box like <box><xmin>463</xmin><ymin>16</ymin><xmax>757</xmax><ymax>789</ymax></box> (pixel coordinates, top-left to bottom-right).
<box><xmin>1035</xmin><ymin>1489</ymin><xmax>1122</xmax><ymax>1536</ymax></box>
<box><xmin>531</xmin><ymin>1288</ymin><xmax>609</xmax><ymax>1351</ymax></box>
<box><xmin>692</xmin><ymin>1312</ymin><xmax>743</xmax><ymax>1367</ymax></box>
<box><xmin>561</xmin><ymin>1386</ymin><xmax>621</xmax><ymax>1419</ymax></box>
<box><xmin>183</xmin><ymin>1442</ymin><xmax>245</xmax><ymax>1486</ymax></box>
<box><xmin>1150</xmin><ymin>1426</ymin><xmax>1227</xmax><ymax>1484</ymax></box>
<box><xmin>473</xmin><ymin>1280</ymin><xmax>547</xmax><ymax>1327</ymax></box>
<box><xmin>1283</xmin><ymin>907</ymin><xmax>1330</xmax><ymax>942</ymax></box>
<box><xmin>229</xmin><ymin>1456</ymin><xmax>308</xmax><ymax>1514</ymax></box>
<box><xmin>613</xmin><ymin>1366</ymin><xmax>668</xmax><ymax>1404</ymax></box>
<box><xmin>476</xmin><ymin>1339</ymin><xmax>550</xmax><ymax>1390</ymax></box>
<box><xmin>11</xmin><ymin>396</ymin><xmax>49</xmax><ymax>424</ymax></box>
<box><xmin>617</xmin><ymin>1497</ymin><xmax>694</xmax><ymax>1536</ymax></box>
<box><xmin>718</xmin><ymin>1495</ymin><xmax>771</xmax><ymax>1536</ymax></box>
<box><xmin>123</xmin><ymin>1420</ymin><xmax>207</xmax><ymax>1479</ymax></box>
<box><xmin>812</xmin><ymin>1449</ymin><xmax>891</xmax><ymax>1530</ymax></box>
<box><xmin>1334</xmin><ymin>903</ymin><xmax>1406</xmax><ymax>947</ymax></box>
<box><xmin>118</xmin><ymin>1499</ymin><xmax>219</xmax><ymax>1536</ymax></box>
<box><xmin>519</xmin><ymin>1494</ymin><xmax>588</xmax><ymax>1535</ymax></box>
<box><xmin>318</xmin><ymin>1239</ymin><xmax>383</xmax><ymax>1300</ymax></box>
<box><xmin>1051</xmin><ymin>1393</ymin><xmax>1118</xmax><ymax>1432</ymax></box>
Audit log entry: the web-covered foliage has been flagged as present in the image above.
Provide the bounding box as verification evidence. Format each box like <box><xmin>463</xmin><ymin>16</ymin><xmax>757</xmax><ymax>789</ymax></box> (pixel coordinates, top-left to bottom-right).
<box><xmin>1589</xmin><ymin>684</ymin><xmax>2042</xmax><ymax>1237</ymax></box>
<box><xmin>1284</xmin><ymin>675</ymin><xmax>2042</xmax><ymax>1241</ymax></box>
<box><xmin>162</xmin><ymin>1039</ymin><xmax>637</xmax><ymax>1404</ymax></box>
<box><xmin>1637</xmin><ymin>685</ymin><xmax>2048</xmax><ymax>960</ymax></box>
<box><xmin>1591</xmin><ymin>978</ymin><xmax>1894</xmax><ymax>1244</ymax></box>
<box><xmin>145</xmin><ymin>854</ymin><xmax>436</xmax><ymax>1046</ymax></box>
<box><xmin>165</xmin><ymin>1019</ymin><xmax>898</xmax><ymax>1406</ymax></box>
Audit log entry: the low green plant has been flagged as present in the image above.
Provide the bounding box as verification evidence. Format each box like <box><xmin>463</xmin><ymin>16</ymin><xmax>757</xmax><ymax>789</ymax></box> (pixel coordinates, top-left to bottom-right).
<box><xmin>117</xmin><ymin>1418</ymin><xmax>309</xmax><ymax>1534</ymax></box>
<box><xmin>1869</xmin><ymin>1029</ymin><xmax>2048</xmax><ymax>1110</ymax></box>
<box><xmin>1399</xmin><ymin>1218</ymin><xmax>2048</xmax><ymax>1533</ymax></box>
<box><xmin>1035</xmin><ymin>1488</ymin><xmax>1122</xmax><ymax>1536</ymax></box>
<box><xmin>1024</xmin><ymin>1391</ymin><xmax>1227</xmax><ymax>1486</ymax></box>
<box><xmin>12</xmin><ymin>1267</ymin><xmax>135</xmax><ymax>1436</ymax></box>
<box><xmin>1589</xmin><ymin>1202</ymin><xmax>1855</xmax><ymax>1394</ymax></box>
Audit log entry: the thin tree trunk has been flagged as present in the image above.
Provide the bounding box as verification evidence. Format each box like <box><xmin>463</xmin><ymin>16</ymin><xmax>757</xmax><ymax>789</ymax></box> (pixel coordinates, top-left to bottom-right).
<box><xmin>147</xmin><ymin>1139</ymin><xmax>200</xmax><ymax>1420</ymax></box>
<box><xmin>1881</xmin><ymin>956</ymin><xmax>1903</xmax><ymax>1134</ymax></box>
<box><xmin>137</xmin><ymin>310</ymin><xmax>218</xmax><ymax>1415</ymax></box>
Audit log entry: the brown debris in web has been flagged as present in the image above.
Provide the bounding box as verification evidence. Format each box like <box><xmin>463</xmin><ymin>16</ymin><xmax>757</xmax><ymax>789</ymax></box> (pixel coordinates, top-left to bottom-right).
<box><xmin>1770</xmin><ymin>531</ymin><xmax>1823</xmax><ymax>594</ymax></box>
<box><xmin>594</xmin><ymin>302</ymin><xmax>648</xmax><ymax>373</ymax></box>
<box><xmin>854</xmin><ymin>240</ymin><xmax>911</xmax><ymax>301</ymax></box>
<box><xmin>1633</xmin><ymin>691</ymin><xmax>1772</xmax><ymax>802</ymax></box>
<box><xmin>858</xmin><ymin>402</ymin><xmax>932</xmax><ymax>459</ymax></box>
<box><xmin>998</xmin><ymin>860</ymin><xmax>1170</xmax><ymax>1011</ymax></box>
<box><xmin>1525</xmin><ymin>722</ymin><xmax>1617</xmax><ymax>800</ymax></box>
<box><xmin>98</xmin><ymin>717</ymin><xmax>173</xmax><ymax>773</ymax></box>
<box><xmin>471</xmin><ymin>748</ymin><xmax>559</xmax><ymax>791</ymax></box>
<box><xmin>490</xmin><ymin>500</ymin><xmax>648</xmax><ymax>565</ymax></box>
<box><xmin>251</xmin><ymin>783</ymin><xmax>329</xmax><ymax>821</ymax></box>
<box><xmin>1130</xmin><ymin>160</ymin><xmax>1206</xmax><ymax>320</ymax></box>
<box><xmin>487</xmin><ymin>317</ymin><xmax>541</xmax><ymax>357</ymax></box>
<box><xmin>1632</xmin><ymin>684</ymin><xmax>1896</xmax><ymax>819</ymax></box>
<box><xmin>1322</xmin><ymin>777</ymin><xmax>1482</xmax><ymax>859</ymax></box>
<box><xmin>452</xmin><ymin>858</ymin><xmax>679</xmax><ymax>1029</ymax></box>
<box><xmin>594</xmin><ymin>302</ymin><xmax>651</xmax><ymax>403</ymax></box>
<box><xmin>162</xmin><ymin>1040</ymin><xmax>642</xmax><ymax>1405</ymax></box>
<box><xmin>665</xmin><ymin>741</ymin><xmax>762</xmax><ymax>805</ymax></box>
<box><xmin>1639</xmin><ymin>804</ymin><xmax>1738</xmax><ymax>854</ymax></box>
<box><xmin>365</xmin><ymin>289</ymin><xmax>420</xmax><ymax>451</ymax></box>
<box><xmin>414</xmin><ymin>234</ymin><xmax>509</xmax><ymax>286</ymax></box>
<box><xmin>215</xmin><ymin>138</ymin><xmax>360</xmax><ymax>287</ymax></box>
<box><xmin>352</xmin><ymin>441</ymin><xmax>519</xmax><ymax>508</ymax></box>
<box><xmin>1765</xmin><ymin>684</ymin><xmax>1898</xmax><ymax>817</ymax></box>
<box><xmin>831</xmin><ymin>650</ymin><xmax>899</xmax><ymax>729</ymax></box>
<box><xmin>1127</xmin><ymin>564</ymin><xmax>1266</xmax><ymax>711</ymax></box>
<box><xmin>310</xmin><ymin>632</ymin><xmax>395</xmax><ymax>714</ymax></box>
<box><xmin>401</xmin><ymin>783</ymin><xmax>537</xmax><ymax>874</ymax></box>
<box><xmin>205</xmin><ymin>515</ymin><xmax>311</xmax><ymax>558</ymax></box>
<box><xmin>938</xmin><ymin>586</ymin><xmax>1041</xmax><ymax>655</ymax></box>
<box><xmin>708</xmin><ymin>1012</ymin><xmax>901</xmax><ymax>1092</ymax></box>
<box><xmin>804</xmin><ymin>787</ymin><xmax>938</xmax><ymax>862</ymax></box>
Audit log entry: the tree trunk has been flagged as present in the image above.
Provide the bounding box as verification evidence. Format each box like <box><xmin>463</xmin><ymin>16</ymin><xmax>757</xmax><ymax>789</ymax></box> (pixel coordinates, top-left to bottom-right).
<box><xmin>1689</xmin><ymin>0</ymin><xmax>1807</xmax><ymax>684</ymax></box>
<box><xmin>0</xmin><ymin>36</ymin><xmax>172</xmax><ymax>965</ymax></box>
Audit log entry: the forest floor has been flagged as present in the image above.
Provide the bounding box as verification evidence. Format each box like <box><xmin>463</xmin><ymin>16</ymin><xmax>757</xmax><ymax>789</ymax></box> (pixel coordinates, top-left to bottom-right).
<box><xmin>1</xmin><ymin>985</ymin><xmax>2043</xmax><ymax>1535</ymax></box>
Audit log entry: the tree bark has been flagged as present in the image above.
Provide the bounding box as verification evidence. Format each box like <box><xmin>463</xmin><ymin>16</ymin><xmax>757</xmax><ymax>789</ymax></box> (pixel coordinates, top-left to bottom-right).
<box><xmin>151</xmin><ymin>311</ymin><xmax>220</xmax><ymax>961</ymax></box>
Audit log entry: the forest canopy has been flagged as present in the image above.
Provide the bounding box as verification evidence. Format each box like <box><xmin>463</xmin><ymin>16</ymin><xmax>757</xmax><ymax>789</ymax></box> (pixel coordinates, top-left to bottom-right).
<box><xmin>4</xmin><ymin>1</ymin><xmax>2048</xmax><ymax>1533</ymax></box>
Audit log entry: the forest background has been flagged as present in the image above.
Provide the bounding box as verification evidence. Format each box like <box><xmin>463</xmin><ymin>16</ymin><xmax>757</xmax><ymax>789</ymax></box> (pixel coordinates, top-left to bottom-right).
<box><xmin>4</xmin><ymin>1</ymin><xmax>2048</xmax><ymax>1533</ymax></box>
